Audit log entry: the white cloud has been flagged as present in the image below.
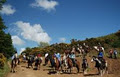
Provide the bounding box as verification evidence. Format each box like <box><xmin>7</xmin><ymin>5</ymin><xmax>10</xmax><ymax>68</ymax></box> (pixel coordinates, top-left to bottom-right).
<box><xmin>12</xmin><ymin>35</ymin><xmax>25</xmax><ymax>45</ymax></box>
<box><xmin>59</xmin><ymin>37</ymin><xmax>66</xmax><ymax>43</ymax></box>
<box><xmin>0</xmin><ymin>4</ymin><xmax>16</xmax><ymax>15</ymax></box>
<box><xmin>31</xmin><ymin>0</ymin><xmax>58</xmax><ymax>11</ymax></box>
<box><xmin>20</xmin><ymin>48</ymin><xmax>25</xmax><ymax>54</ymax></box>
<box><xmin>14</xmin><ymin>21</ymin><xmax>51</xmax><ymax>43</ymax></box>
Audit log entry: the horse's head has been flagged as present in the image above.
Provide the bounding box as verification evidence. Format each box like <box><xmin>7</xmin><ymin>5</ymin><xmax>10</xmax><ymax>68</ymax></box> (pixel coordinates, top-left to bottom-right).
<box><xmin>91</xmin><ymin>56</ymin><xmax>96</xmax><ymax>62</ymax></box>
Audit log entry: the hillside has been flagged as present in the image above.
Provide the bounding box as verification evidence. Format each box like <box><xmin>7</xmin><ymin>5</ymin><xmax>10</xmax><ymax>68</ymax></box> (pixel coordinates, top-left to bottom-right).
<box><xmin>21</xmin><ymin>30</ymin><xmax>120</xmax><ymax>56</ymax></box>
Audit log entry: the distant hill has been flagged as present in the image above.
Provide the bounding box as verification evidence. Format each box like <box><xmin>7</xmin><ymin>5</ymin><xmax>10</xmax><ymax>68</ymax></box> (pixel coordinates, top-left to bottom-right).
<box><xmin>22</xmin><ymin>30</ymin><xmax>120</xmax><ymax>56</ymax></box>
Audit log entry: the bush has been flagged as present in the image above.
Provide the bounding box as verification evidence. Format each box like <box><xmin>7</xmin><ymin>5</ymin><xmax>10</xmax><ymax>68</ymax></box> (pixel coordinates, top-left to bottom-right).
<box><xmin>0</xmin><ymin>59</ymin><xmax>5</xmax><ymax>69</ymax></box>
<box><xmin>0</xmin><ymin>53</ymin><xmax>6</xmax><ymax>69</ymax></box>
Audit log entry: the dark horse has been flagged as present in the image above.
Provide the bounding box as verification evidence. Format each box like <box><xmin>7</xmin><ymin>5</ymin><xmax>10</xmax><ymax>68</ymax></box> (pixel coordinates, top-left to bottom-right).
<box><xmin>45</xmin><ymin>54</ymin><xmax>61</xmax><ymax>73</ymax></box>
<box><xmin>11</xmin><ymin>58</ymin><xmax>19</xmax><ymax>73</ymax></box>
<box><xmin>91</xmin><ymin>56</ymin><xmax>108</xmax><ymax>76</ymax></box>
<box><xmin>44</xmin><ymin>55</ymin><xmax>49</xmax><ymax>66</ymax></box>
<box><xmin>27</xmin><ymin>56</ymin><xmax>34</xmax><ymax>68</ymax></box>
<box><xmin>82</xmin><ymin>58</ymin><xmax>88</xmax><ymax>75</ymax></box>
<box><xmin>66</xmin><ymin>57</ymin><xmax>80</xmax><ymax>73</ymax></box>
<box><xmin>34</xmin><ymin>57</ymin><xmax>42</xmax><ymax>70</ymax></box>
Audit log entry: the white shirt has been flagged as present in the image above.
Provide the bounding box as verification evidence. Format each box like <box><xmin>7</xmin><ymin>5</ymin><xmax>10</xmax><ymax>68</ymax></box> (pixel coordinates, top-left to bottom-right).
<box><xmin>45</xmin><ymin>53</ymin><xmax>48</xmax><ymax>58</ymax></box>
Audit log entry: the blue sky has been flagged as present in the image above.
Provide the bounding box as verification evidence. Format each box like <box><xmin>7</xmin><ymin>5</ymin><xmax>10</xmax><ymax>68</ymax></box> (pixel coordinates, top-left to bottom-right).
<box><xmin>1</xmin><ymin>0</ymin><xmax>120</xmax><ymax>54</ymax></box>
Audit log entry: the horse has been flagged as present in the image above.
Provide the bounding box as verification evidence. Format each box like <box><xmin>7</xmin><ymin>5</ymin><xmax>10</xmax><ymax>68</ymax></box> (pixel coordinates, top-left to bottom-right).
<box><xmin>82</xmin><ymin>58</ymin><xmax>88</xmax><ymax>75</ymax></box>
<box><xmin>54</xmin><ymin>56</ymin><xmax>61</xmax><ymax>73</ymax></box>
<box><xmin>11</xmin><ymin>58</ymin><xmax>19</xmax><ymax>73</ymax></box>
<box><xmin>91</xmin><ymin>56</ymin><xmax>108</xmax><ymax>76</ymax></box>
<box><xmin>45</xmin><ymin>54</ymin><xmax>61</xmax><ymax>73</ymax></box>
<box><xmin>44</xmin><ymin>55</ymin><xmax>49</xmax><ymax>66</ymax></box>
<box><xmin>66</xmin><ymin>57</ymin><xmax>80</xmax><ymax>73</ymax></box>
<box><xmin>34</xmin><ymin>57</ymin><xmax>42</xmax><ymax>70</ymax></box>
<box><xmin>27</xmin><ymin>56</ymin><xmax>34</xmax><ymax>68</ymax></box>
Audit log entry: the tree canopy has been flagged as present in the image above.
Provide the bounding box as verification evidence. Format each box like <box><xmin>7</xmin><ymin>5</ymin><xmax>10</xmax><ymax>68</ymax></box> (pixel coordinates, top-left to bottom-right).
<box><xmin>0</xmin><ymin>0</ymin><xmax>16</xmax><ymax>58</ymax></box>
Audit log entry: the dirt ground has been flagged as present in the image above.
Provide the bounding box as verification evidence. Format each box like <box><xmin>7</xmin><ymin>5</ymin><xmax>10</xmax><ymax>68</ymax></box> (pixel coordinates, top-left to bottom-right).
<box><xmin>7</xmin><ymin>56</ymin><xmax>120</xmax><ymax>77</ymax></box>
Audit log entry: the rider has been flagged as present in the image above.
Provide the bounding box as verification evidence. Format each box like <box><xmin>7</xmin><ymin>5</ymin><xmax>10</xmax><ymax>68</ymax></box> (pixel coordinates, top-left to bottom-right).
<box><xmin>98</xmin><ymin>48</ymin><xmax>105</xmax><ymax>63</ymax></box>
<box><xmin>69</xmin><ymin>51</ymin><xmax>76</xmax><ymax>66</ymax></box>
<box><xmin>12</xmin><ymin>51</ymin><xmax>18</xmax><ymax>60</ymax></box>
<box><xmin>37</xmin><ymin>53</ymin><xmax>41</xmax><ymax>58</ymax></box>
<box><xmin>55</xmin><ymin>53</ymin><xmax>61</xmax><ymax>65</ymax></box>
<box><xmin>45</xmin><ymin>53</ymin><xmax>49</xmax><ymax>58</ymax></box>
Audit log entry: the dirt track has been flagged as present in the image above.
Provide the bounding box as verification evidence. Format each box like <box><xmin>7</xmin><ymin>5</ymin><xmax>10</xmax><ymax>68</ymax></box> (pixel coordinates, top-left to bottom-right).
<box><xmin>7</xmin><ymin>57</ymin><xmax>120</xmax><ymax>77</ymax></box>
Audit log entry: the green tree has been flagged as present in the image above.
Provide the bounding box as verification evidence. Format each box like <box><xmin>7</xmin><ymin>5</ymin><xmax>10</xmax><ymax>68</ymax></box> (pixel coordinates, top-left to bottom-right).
<box><xmin>0</xmin><ymin>0</ymin><xmax>16</xmax><ymax>58</ymax></box>
<box><xmin>38</xmin><ymin>42</ymin><xmax>49</xmax><ymax>48</ymax></box>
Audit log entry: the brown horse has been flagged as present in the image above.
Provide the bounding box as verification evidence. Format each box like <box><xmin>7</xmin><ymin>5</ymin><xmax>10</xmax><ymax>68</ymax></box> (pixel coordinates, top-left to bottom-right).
<box><xmin>66</xmin><ymin>57</ymin><xmax>80</xmax><ymax>73</ymax></box>
<box><xmin>54</xmin><ymin>57</ymin><xmax>61</xmax><ymax>73</ymax></box>
<box><xmin>11</xmin><ymin>58</ymin><xmax>18</xmax><ymax>73</ymax></box>
<box><xmin>46</xmin><ymin>54</ymin><xmax>61</xmax><ymax>73</ymax></box>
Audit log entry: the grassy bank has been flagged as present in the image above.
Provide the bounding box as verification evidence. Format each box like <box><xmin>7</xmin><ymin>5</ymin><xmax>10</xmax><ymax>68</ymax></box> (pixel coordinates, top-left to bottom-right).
<box><xmin>0</xmin><ymin>61</ymin><xmax>10</xmax><ymax>77</ymax></box>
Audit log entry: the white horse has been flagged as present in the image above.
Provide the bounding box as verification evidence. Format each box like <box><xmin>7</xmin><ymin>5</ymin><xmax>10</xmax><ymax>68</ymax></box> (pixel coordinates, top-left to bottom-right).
<box><xmin>91</xmin><ymin>56</ymin><xmax>108</xmax><ymax>76</ymax></box>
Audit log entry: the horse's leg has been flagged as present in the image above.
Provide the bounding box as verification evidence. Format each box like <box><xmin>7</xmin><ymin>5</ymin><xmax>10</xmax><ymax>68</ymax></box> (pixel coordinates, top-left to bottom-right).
<box><xmin>76</xmin><ymin>64</ymin><xmax>79</xmax><ymax>73</ymax></box>
<box><xmin>105</xmin><ymin>62</ymin><xmax>108</xmax><ymax>74</ymax></box>
<box><xmin>39</xmin><ymin>63</ymin><xmax>40</xmax><ymax>70</ymax></box>
<box><xmin>103</xmin><ymin>69</ymin><xmax>105</xmax><ymax>75</ymax></box>
<box><xmin>60</xmin><ymin>64</ymin><xmax>63</xmax><ymax>73</ymax></box>
<box><xmin>100</xmin><ymin>69</ymin><xmax>103</xmax><ymax>76</ymax></box>
<box><xmin>31</xmin><ymin>63</ymin><xmax>33</xmax><ymax>69</ymax></box>
<box><xmin>45</xmin><ymin>59</ymin><xmax>48</xmax><ymax>66</ymax></box>
<box><xmin>27</xmin><ymin>63</ymin><xmax>29</xmax><ymax>68</ymax></box>
<box><xmin>15</xmin><ymin>65</ymin><xmax>17</xmax><ymax>72</ymax></box>
<box><xmin>69</xmin><ymin>67</ymin><xmax>71</xmax><ymax>73</ymax></box>
<box><xmin>10</xmin><ymin>64</ymin><xmax>13</xmax><ymax>72</ymax></box>
<box><xmin>97</xmin><ymin>67</ymin><xmax>100</xmax><ymax>75</ymax></box>
<box><xmin>13</xmin><ymin>65</ymin><xmax>15</xmax><ymax>73</ymax></box>
<box><xmin>106</xmin><ymin>67</ymin><xmax>108</xmax><ymax>74</ymax></box>
<box><xmin>99</xmin><ymin>67</ymin><xmax>103</xmax><ymax>76</ymax></box>
<box><xmin>82</xmin><ymin>67</ymin><xmax>85</xmax><ymax>75</ymax></box>
<box><xmin>11</xmin><ymin>67</ymin><xmax>13</xmax><ymax>73</ymax></box>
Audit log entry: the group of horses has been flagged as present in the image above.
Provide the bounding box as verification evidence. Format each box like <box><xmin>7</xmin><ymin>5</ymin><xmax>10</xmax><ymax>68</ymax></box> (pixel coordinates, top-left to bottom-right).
<box><xmin>44</xmin><ymin>53</ymin><xmax>80</xmax><ymax>74</ymax></box>
<box><xmin>10</xmin><ymin>55</ymin><xmax>42</xmax><ymax>73</ymax></box>
<box><xmin>10</xmin><ymin>45</ymin><xmax>108</xmax><ymax>76</ymax></box>
<box><xmin>44</xmin><ymin>51</ymin><xmax>108</xmax><ymax>76</ymax></box>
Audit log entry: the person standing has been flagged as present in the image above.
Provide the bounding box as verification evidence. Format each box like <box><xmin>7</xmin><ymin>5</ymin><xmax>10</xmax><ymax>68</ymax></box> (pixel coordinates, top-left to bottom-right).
<box><xmin>109</xmin><ymin>49</ymin><xmax>113</xmax><ymax>58</ymax></box>
<box><xmin>113</xmin><ymin>49</ymin><xmax>117</xmax><ymax>59</ymax></box>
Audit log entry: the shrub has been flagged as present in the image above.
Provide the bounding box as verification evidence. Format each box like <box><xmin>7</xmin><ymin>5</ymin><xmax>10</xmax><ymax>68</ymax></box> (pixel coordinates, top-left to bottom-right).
<box><xmin>0</xmin><ymin>53</ymin><xmax>6</xmax><ymax>69</ymax></box>
<box><xmin>0</xmin><ymin>59</ymin><xmax>5</xmax><ymax>69</ymax></box>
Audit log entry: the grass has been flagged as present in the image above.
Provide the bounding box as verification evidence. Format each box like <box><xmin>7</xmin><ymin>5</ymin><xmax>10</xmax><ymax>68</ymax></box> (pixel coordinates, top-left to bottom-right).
<box><xmin>0</xmin><ymin>61</ymin><xmax>10</xmax><ymax>77</ymax></box>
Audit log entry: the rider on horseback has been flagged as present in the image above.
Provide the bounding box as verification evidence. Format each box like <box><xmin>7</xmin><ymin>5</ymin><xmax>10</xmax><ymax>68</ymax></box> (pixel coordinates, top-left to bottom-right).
<box><xmin>98</xmin><ymin>48</ymin><xmax>105</xmax><ymax>66</ymax></box>
<box><xmin>55</xmin><ymin>53</ymin><xmax>61</xmax><ymax>65</ymax></box>
<box><xmin>12</xmin><ymin>51</ymin><xmax>18</xmax><ymax>60</ymax></box>
<box><xmin>69</xmin><ymin>51</ymin><xmax>76</xmax><ymax>66</ymax></box>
